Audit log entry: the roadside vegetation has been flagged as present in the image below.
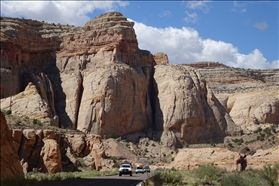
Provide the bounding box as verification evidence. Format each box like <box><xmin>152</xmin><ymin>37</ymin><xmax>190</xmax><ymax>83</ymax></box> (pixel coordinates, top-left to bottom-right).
<box><xmin>146</xmin><ymin>163</ymin><xmax>279</xmax><ymax>186</ymax></box>
<box><xmin>1</xmin><ymin>170</ymin><xmax>118</xmax><ymax>186</ymax></box>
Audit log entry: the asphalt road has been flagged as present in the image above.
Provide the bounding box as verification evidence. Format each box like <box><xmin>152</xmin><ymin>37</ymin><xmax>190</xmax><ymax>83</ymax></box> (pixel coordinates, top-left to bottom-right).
<box><xmin>35</xmin><ymin>172</ymin><xmax>153</xmax><ymax>186</ymax></box>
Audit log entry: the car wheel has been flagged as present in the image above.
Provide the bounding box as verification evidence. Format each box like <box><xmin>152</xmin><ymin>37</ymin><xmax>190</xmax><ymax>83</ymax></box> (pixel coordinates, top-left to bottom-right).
<box><xmin>119</xmin><ymin>173</ymin><xmax>122</xmax><ymax>176</ymax></box>
<box><xmin>130</xmin><ymin>173</ymin><xmax>132</xmax><ymax>176</ymax></box>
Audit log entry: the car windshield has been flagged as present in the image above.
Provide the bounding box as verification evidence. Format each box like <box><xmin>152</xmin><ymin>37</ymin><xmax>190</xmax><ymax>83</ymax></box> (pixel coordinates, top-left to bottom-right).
<box><xmin>122</xmin><ymin>165</ymin><xmax>131</xmax><ymax>168</ymax></box>
<box><xmin>144</xmin><ymin>166</ymin><xmax>149</xmax><ymax>169</ymax></box>
<box><xmin>136</xmin><ymin>167</ymin><xmax>142</xmax><ymax>169</ymax></box>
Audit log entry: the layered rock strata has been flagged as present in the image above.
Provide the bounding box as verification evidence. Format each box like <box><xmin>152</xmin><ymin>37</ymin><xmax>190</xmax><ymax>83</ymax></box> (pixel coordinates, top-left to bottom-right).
<box><xmin>186</xmin><ymin>62</ymin><xmax>279</xmax><ymax>127</ymax></box>
<box><xmin>1</xmin><ymin>12</ymin><xmax>241</xmax><ymax>146</ymax></box>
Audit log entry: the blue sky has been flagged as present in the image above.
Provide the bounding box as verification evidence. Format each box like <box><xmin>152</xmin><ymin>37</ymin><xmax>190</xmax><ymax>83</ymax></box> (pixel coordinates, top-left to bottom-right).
<box><xmin>1</xmin><ymin>1</ymin><xmax>278</xmax><ymax>69</ymax></box>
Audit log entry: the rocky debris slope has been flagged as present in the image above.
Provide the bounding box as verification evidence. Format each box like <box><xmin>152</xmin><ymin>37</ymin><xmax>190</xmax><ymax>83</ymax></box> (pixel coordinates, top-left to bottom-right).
<box><xmin>0</xmin><ymin>112</ymin><xmax>24</xmax><ymax>179</ymax></box>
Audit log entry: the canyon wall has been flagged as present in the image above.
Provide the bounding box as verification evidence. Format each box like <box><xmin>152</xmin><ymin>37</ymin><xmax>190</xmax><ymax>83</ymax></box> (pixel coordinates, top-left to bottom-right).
<box><xmin>2</xmin><ymin>12</ymin><xmax>277</xmax><ymax>148</ymax></box>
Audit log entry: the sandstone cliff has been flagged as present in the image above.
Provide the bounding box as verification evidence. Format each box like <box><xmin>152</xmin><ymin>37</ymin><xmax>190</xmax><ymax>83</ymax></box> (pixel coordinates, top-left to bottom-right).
<box><xmin>153</xmin><ymin>65</ymin><xmax>239</xmax><ymax>146</ymax></box>
<box><xmin>1</xmin><ymin>12</ymin><xmax>247</xmax><ymax>147</ymax></box>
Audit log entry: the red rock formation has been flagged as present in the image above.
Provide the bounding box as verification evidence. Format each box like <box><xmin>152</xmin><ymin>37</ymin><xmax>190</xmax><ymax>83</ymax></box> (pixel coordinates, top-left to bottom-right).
<box><xmin>1</xmin><ymin>12</ymin><xmax>242</xmax><ymax>146</ymax></box>
<box><xmin>0</xmin><ymin>112</ymin><xmax>24</xmax><ymax>179</ymax></box>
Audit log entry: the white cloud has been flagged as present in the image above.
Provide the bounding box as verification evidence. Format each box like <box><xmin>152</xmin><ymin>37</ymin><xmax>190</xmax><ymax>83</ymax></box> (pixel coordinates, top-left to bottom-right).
<box><xmin>0</xmin><ymin>1</ymin><xmax>129</xmax><ymax>26</ymax></box>
<box><xmin>183</xmin><ymin>1</ymin><xmax>211</xmax><ymax>24</ymax></box>
<box><xmin>254</xmin><ymin>21</ymin><xmax>268</xmax><ymax>30</ymax></box>
<box><xmin>133</xmin><ymin>20</ymin><xmax>277</xmax><ymax>69</ymax></box>
<box><xmin>0</xmin><ymin>1</ymin><xmax>276</xmax><ymax>70</ymax></box>
<box><xmin>231</xmin><ymin>1</ymin><xmax>248</xmax><ymax>13</ymax></box>
<box><xmin>159</xmin><ymin>10</ymin><xmax>173</xmax><ymax>18</ymax></box>
<box><xmin>186</xmin><ymin>0</ymin><xmax>211</xmax><ymax>13</ymax></box>
<box><xmin>184</xmin><ymin>11</ymin><xmax>199</xmax><ymax>23</ymax></box>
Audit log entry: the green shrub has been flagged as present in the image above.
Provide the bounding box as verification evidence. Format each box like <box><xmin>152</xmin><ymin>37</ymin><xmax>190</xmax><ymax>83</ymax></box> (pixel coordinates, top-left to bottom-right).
<box><xmin>254</xmin><ymin>127</ymin><xmax>262</xmax><ymax>133</ymax></box>
<box><xmin>110</xmin><ymin>156</ymin><xmax>117</xmax><ymax>163</ymax></box>
<box><xmin>6</xmin><ymin>110</ymin><xmax>12</xmax><ymax>115</ymax></box>
<box><xmin>194</xmin><ymin>164</ymin><xmax>223</xmax><ymax>185</ymax></box>
<box><xmin>211</xmin><ymin>142</ymin><xmax>216</xmax><ymax>147</ymax></box>
<box><xmin>259</xmin><ymin>163</ymin><xmax>279</xmax><ymax>186</ymax></box>
<box><xmin>150</xmin><ymin>170</ymin><xmax>183</xmax><ymax>186</ymax></box>
<box><xmin>221</xmin><ymin>173</ymin><xmax>249</xmax><ymax>186</ymax></box>
<box><xmin>15</xmin><ymin>119</ymin><xmax>21</xmax><ymax>125</ymax></box>
<box><xmin>232</xmin><ymin>138</ymin><xmax>244</xmax><ymax>145</ymax></box>
<box><xmin>1</xmin><ymin>172</ymin><xmax>77</xmax><ymax>186</ymax></box>
<box><xmin>257</xmin><ymin>135</ymin><xmax>265</xmax><ymax>141</ymax></box>
<box><xmin>33</xmin><ymin>119</ymin><xmax>42</xmax><ymax>126</ymax></box>
<box><xmin>264</xmin><ymin>127</ymin><xmax>272</xmax><ymax>136</ymax></box>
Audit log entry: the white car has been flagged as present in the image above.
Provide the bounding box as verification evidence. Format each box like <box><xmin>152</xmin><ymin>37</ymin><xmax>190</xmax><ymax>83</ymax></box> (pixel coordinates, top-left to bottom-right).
<box><xmin>119</xmin><ymin>163</ymin><xmax>132</xmax><ymax>176</ymax></box>
<box><xmin>135</xmin><ymin>167</ymin><xmax>144</xmax><ymax>174</ymax></box>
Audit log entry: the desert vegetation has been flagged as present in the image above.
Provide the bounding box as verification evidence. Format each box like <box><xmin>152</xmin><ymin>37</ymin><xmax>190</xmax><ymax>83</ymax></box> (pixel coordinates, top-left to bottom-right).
<box><xmin>1</xmin><ymin>170</ymin><xmax>118</xmax><ymax>186</ymax></box>
<box><xmin>146</xmin><ymin>163</ymin><xmax>279</xmax><ymax>186</ymax></box>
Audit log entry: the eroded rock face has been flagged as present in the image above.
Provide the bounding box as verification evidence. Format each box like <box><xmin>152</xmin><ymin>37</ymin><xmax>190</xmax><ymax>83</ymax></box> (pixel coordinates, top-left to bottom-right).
<box><xmin>77</xmin><ymin>64</ymin><xmax>152</xmax><ymax>136</ymax></box>
<box><xmin>0</xmin><ymin>112</ymin><xmax>24</xmax><ymax>179</ymax></box>
<box><xmin>1</xmin><ymin>13</ymin><xmax>244</xmax><ymax>146</ymax></box>
<box><xmin>0</xmin><ymin>81</ymin><xmax>58</xmax><ymax>126</ymax></box>
<box><xmin>153</xmin><ymin>65</ymin><xmax>239</xmax><ymax>146</ymax></box>
<box><xmin>7</xmin><ymin>127</ymin><xmax>111</xmax><ymax>173</ymax></box>
<box><xmin>54</xmin><ymin>12</ymin><xmax>154</xmax><ymax>130</ymax></box>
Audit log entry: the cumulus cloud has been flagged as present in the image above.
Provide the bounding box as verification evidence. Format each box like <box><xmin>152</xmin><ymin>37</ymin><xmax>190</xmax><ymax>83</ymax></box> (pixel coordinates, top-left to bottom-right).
<box><xmin>0</xmin><ymin>1</ymin><xmax>129</xmax><ymax>26</ymax></box>
<box><xmin>133</xmin><ymin>20</ymin><xmax>277</xmax><ymax>69</ymax></box>
<box><xmin>1</xmin><ymin>1</ymin><xmax>276</xmax><ymax>69</ymax></box>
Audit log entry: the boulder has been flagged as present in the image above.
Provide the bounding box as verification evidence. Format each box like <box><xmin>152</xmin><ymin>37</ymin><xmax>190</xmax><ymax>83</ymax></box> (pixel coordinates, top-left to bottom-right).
<box><xmin>40</xmin><ymin>139</ymin><xmax>62</xmax><ymax>173</ymax></box>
